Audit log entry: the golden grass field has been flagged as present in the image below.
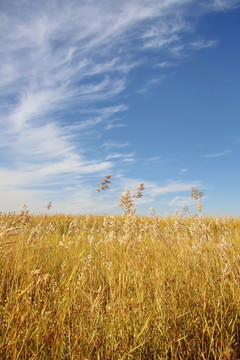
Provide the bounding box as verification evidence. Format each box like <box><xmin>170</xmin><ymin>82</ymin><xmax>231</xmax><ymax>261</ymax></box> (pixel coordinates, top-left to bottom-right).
<box><xmin>1</xmin><ymin>210</ymin><xmax>240</xmax><ymax>359</ymax></box>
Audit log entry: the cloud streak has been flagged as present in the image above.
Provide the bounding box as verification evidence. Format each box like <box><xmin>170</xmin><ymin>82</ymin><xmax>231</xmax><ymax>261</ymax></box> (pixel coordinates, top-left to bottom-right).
<box><xmin>147</xmin><ymin>181</ymin><xmax>202</xmax><ymax>197</ymax></box>
<box><xmin>168</xmin><ymin>195</ymin><xmax>195</xmax><ymax>207</ymax></box>
<box><xmin>204</xmin><ymin>149</ymin><xmax>231</xmax><ymax>158</ymax></box>
<box><xmin>211</xmin><ymin>0</ymin><xmax>240</xmax><ymax>11</ymax></box>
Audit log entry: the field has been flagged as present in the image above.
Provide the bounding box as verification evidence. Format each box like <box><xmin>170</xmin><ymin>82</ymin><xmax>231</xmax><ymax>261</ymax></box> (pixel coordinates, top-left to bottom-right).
<box><xmin>1</xmin><ymin>211</ymin><xmax>240</xmax><ymax>359</ymax></box>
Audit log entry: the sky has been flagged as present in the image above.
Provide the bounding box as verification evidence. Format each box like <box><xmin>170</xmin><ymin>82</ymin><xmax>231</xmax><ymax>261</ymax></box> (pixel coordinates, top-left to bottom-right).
<box><xmin>0</xmin><ymin>0</ymin><xmax>240</xmax><ymax>216</ymax></box>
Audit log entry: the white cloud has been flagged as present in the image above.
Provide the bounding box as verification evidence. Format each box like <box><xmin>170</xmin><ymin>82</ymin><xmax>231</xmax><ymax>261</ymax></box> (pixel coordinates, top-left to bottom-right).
<box><xmin>105</xmin><ymin>154</ymin><xmax>124</xmax><ymax>160</ymax></box>
<box><xmin>137</xmin><ymin>75</ymin><xmax>167</xmax><ymax>93</ymax></box>
<box><xmin>168</xmin><ymin>195</ymin><xmax>195</xmax><ymax>206</ymax></box>
<box><xmin>211</xmin><ymin>0</ymin><xmax>240</xmax><ymax>10</ymax></box>
<box><xmin>148</xmin><ymin>157</ymin><xmax>161</xmax><ymax>161</ymax></box>
<box><xmin>148</xmin><ymin>181</ymin><xmax>202</xmax><ymax>197</ymax></box>
<box><xmin>122</xmin><ymin>157</ymin><xmax>135</xmax><ymax>163</ymax></box>
<box><xmin>105</xmin><ymin>121</ymin><xmax>126</xmax><ymax>130</ymax></box>
<box><xmin>204</xmin><ymin>149</ymin><xmax>231</xmax><ymax>158</ymax></box>
<box><xmin>102</xmin><ymin>141</ymin><xmax>130</xmax><ymax>150</ymax></box>
<box><xmin>105</xmin><ymin>153</ymin><xmax>135</xmax><ymax>161</ymax></box>
<box><xmin>190</xmin><ymin>39</ymin><xmax>217</xmax><ymax>50</ymax></box>
<box><xmin>146</xmin><ymin>156</ymin><xmax>173</xmax><ymax>164</ymax></box>
<box><xmin>156</xmin><ymin>61</ymin><xmax>176</xmax><ymax>68</ymax></box>
<box><xmin>141</xmin><ymin>18</ymin><xmax>188</xmax><ymax>50</ymax></box>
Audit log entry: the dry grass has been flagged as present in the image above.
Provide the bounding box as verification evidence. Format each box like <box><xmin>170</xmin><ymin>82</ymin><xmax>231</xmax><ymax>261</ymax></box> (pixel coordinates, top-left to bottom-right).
<box><xmin>1</xmin><ymin>212</ymin><xmax>240</xmax><ymax>359</ymax></box>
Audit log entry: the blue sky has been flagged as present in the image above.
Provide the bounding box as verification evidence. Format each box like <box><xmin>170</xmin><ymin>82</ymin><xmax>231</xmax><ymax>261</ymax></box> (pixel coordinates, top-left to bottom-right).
<box><xmin>0</xmin><ymin>0</ymin><xmax>240</xmax><ymax>216</ymax></box>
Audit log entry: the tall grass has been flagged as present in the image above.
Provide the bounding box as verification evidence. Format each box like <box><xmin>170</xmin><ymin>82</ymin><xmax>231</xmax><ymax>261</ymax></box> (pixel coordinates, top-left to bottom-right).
<box><xmin>1</xmin><ymin>212</ymin><xmax>240</xmax><ymax>359</ymax></box>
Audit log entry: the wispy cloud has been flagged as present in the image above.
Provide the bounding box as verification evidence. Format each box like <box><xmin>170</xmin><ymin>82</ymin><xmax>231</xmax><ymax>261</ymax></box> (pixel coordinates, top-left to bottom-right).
<box><xmin>141</xmin><ymin>17</ymin><xmax>188</xmax><ymax>50</ymax></box>
<box><xmin>211</xmin><ymin>0</ymin><xmax>240</xmax><ymax>11</ymax></box>
<box><xmin>168</xmin><ymin>195</ymin><xmax>195</xmax><ymax>207</ymax></box>
<box><xmin>204</xmin><ymin>149</ymin><xmax>231</xmax><ymax>158</ymax></box>
<box><xmin>190</xmin><ymin>39</ymin><xmax>217</xmax><ymax>50</ymax></box>
<box><xmin>156</xmin><ymin>61</ymin><xmax>177</xmax><ymax>68</ymax></box>
<box><xmin>148</xmin><ymin>157</ymin><xmax>162</xmax><ymax>161</ymax></box>
<box><xmin>137</xmin><ymin>75</ymin><xmax>168</xmax><ymax>93</ymax></box>
<box><xmin>147</xmin><ymin>181</ymin><xmax>202</xmax><ymax>197</ymax></box>
<box><xmin>102</xmin><ymin>141</ymin><xmax>130</xmax><ymax>151</ymax></box>
<box><xmin>146</xmin><ymin>156</ymin><xmax>173</xmax><ymax>164</ymax></box>
<box><xmin>105</xmin><ymin>120</ymin><xmax>126</xmax><ymax>131</ymax></box>
<box><xmin>105</xmin><ymin>153</ymin><xmax>135</xmax><ymax>161</ymax></box>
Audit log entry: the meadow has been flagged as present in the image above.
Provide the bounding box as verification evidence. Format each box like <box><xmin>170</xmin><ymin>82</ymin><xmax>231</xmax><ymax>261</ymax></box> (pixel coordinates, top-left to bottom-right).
<box><xmin>1</xmin><ymin>207</ymin><xmax>240</xmax><ymax>359</ymax></box>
